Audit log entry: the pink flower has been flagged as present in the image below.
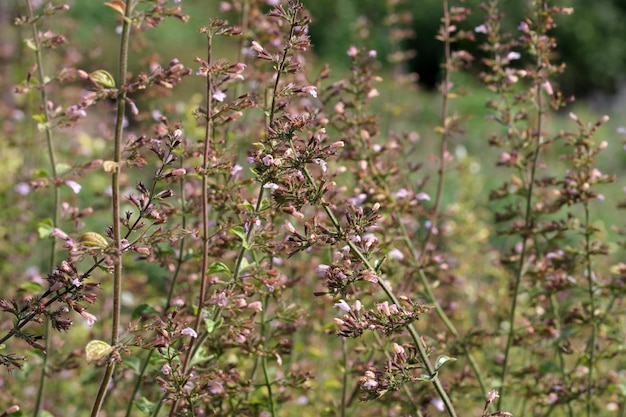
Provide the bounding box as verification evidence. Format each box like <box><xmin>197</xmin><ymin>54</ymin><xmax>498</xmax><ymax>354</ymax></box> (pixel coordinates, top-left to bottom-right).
<box><xmin>213</xmin><ymin>89</ymin><xmax>227</xmax><ymax>102</ymax></box>
<box><xmin>347</xmin><ymin>45</ymin><xmax>358</xmax><ymax>57</ymax></box>
<box><xmin>181</xmin><ymin>327</ymin><xmax>198</xmax><ymax>338</ymax></box>
<box><xmin>301</xmin><ymin>85</ymin><xmax>317</xmax><ymax>98</ymax></box>
<box><xmin>80</xmin><ymin>311</ymin><xmax>97</xmax><ymax>327</ymax></box>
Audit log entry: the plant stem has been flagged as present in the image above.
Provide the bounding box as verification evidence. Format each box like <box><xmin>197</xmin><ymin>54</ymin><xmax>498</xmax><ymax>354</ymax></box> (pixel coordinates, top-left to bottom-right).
<box><xmin>260</xmin><ymin>294</ymin><xmax>276</xmax><ymax>417</ymax></box>
<box><xmin>497</xmin><ymin>63</ymin><xmax>544</xmax><ymax>412</ymax></box>
<box><xmin>168</xmin><ymin>24</ymin><xmax>215</xmax><ymax>417</ymax></box>
<box><xmin>90</xmin><ymin>0</ymin><xmax>132</xmax><ymax>414</ymax></box>
<box><xmin>26</xmin><ymin>0</ymin><xmax>60</xmax><ymax>414</ymax></box>
<box><xmin>340</xmin><ymin>337</ymin><xmax>348</xmax><ymax>417</ymax></box>
<box><xmin>299</xmin><ymin>164</ymin><xmax>457</xmax><ymax>416</ymax></box>
<box><xmin>584</xmin><ymin>203</ymin><xmax>596</xmax><ymax>417</ymax></box>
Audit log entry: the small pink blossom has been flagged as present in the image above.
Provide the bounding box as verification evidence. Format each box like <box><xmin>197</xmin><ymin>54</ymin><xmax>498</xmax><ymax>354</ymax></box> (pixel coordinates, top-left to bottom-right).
<box><xmin>181</xmin><ymin>327</ymin><xmax>198</xmax><ymax>338</ymax></box>
<box><xmin>302</xmin><ymin>85</ymin><xmax>317</xmax><ymax>98</ymax></box>
<box><xmin>251</xmin><ymin>41</ymin><xmax>264</xmax><ymax>53</ymax></box>
<box><xmin>80</xmin><ymin>311</ymin><xmax>97</xmax><ymax>327</ymax></box>
<box><xmin>213</xmin><ymin>89</ymin><xmax>227</xmax><ymax>102</ymax></box>
<box><xmin>474</xmin><ymin>24</ymin><xmax>487</xmax><ymax>33</ymax></box>
<box><xmin>65</xmin><ymin>180</ymin><xmax>82</xmax><ymax>194</ymax></box>
<box><xmin>334</xmin><ymin>299</ymin><xmax>351</xmax><ymax>312</ymax></box>
<box><xmin>247</xmin><ymin>301</ymin><xmax>263</xmax><ymax>312</ymax></box>
<box><xmin>506</xmin><ymin>51</ymin><xmax>521</xmax><ymax>61</ymax></box>
<box><xmin>347</xmin><ymin>45</ymin><xmax>358</xmax><ymax>57</ymax></box>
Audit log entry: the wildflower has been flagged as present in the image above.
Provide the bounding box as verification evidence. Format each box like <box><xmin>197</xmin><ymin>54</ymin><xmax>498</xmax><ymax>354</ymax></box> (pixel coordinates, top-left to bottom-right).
<box><xmin>367</xmin><ymin>88</ymin><xmax>380</xmax><ymax>98</ymax></box>
<box><xmin>316</xmin><ymin>264</ymin><xmax>330</xmax><ymax>278</ymax></box>
<box><xmin>302</xmin><ymin>85</ymin><xmax>317</xmax><ymax>98</ymax></box>
<box><xmin>161</xmin><ymin>364</ymin><xmax>172</xmax><ymax>375</ymax></box>
<box><xmin>474</xmin><ymin>24</ymin><xmax>487</xmax><ymax>33</ymax></box>
<box><xmin>388</xmin><ymin>248</ymin><xmax>404</xmax><ymax>261</ymax></box>
<box><xmin>247</xmin><ymin>301</ymin><xmax>263</xmax><ymax>312</ymax></box>
<box><xmin>416</xmin><ymin>192</ymin><xmax>430</xmax><ymax>201</ymax></box>
<box><xmin>213</xmin><ymin>89</ymin><xmax>227</xmax><ymax>102</ymax></box>
<box><xmin>80</xmin><ymin>311</ymin><xmax>97</xmax><ymax>327</ymax></box>
<box><xmin>312</xmin><ymin>158</ymin><xmax>327</xmax><ymax>172</ymax></box>
<box><xmin>368</xmin><ymin>49</ymin><xmax>377</xmax><ymax>58</ymax></box>
<box><xmin>362</xmin><ymin>371</ymin><xmax>378</xmax><ymax>390</ymax></box>
<box><xmin>14</xmin><ymin>182</ymin><xmax>31</xmax><ymax>196</ymax></box>
<box><xmin>65</xmin><ymin>180</ymin><xmax>82</xmax><ymax>194</ymax></box>
<box><xmin>262</xmin><ymin>154</ymin><xmax>274</xmax><ymax>166</ymax></box>
<box><xmin>542</xmin><ymin>81</ymin><xmax>554</xmax><ymax>95</ymax></box>
<box><xmin>518</xmin><ymin>21</ymin><xmax>529</xmax><ymax>32</ymax></box>
<box><xmin>347</xmin><ymin>45</ymin><xmax>358</xmax><ymax>57</ymax></box>
<box><xmin>51</xmin><ymin>228</ymin><xmax>70</xmax><ymax>240</ymax></box>
<box><xmin>431</xmin><ymin>398</ymin><xmax>445</xmax><ymax>412</ymax></box>
<box><xmin>263</xmin><ymin>182</ymin><xmax>279</xmax><ymax>190</ymax></box>
<box><xmin>394</xmin><ymin>188</ymin><xmax>410</xmax><ymax>198</ymax></box>
<box><xmin>181</xmin><ymin>327</ymin><xmax>198</xmax><ymax>338</ymax></box>
<box><xmin>506</xmin><ymin>51</ymin><xmax>521</xmax><ymax>61</ymax></box>
<box><xmin>334</xmin><ymin>299</ymin><xmax>351</xmax><ymax>312</ymax></box>
<box><xmin>251</xmin><ymin>40</ymin><xmax>264</xmax><ymax>53</ymax></box>
<box><xmin>72</xmin><ymin>278</ymin><xmax>82</xmax><ymax>288</ymax></box>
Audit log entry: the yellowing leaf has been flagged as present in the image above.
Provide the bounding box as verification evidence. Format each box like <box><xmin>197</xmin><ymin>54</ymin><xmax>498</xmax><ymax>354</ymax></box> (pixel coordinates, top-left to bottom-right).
<box><xmin>86</xmin><ymin>340</ymin><xmax>112</xmax><ymax>362</ymax></box>
<box><xmin>104</xmin><ymin>0</ymin><xmax>126</xmax><ymax>15</ymax></box>
<box><xmin>90</xmin><ymin>69</ymin><xmax>116</xmax><ymax>89</ymax></box>
<box><xmin>103</xmin><ymin>160</ymin><xmax>119</xmax><ymax>173</ymax></box>
<box><xmin>79</xmin><ymin>232</ymin><xmax>109</xmax><ymax>249</ymax></box>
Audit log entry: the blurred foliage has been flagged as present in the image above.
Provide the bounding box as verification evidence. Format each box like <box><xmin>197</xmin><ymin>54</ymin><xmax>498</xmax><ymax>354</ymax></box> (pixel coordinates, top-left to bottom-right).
<box><xmin>55</xmin><ymin>0</ymin><xmax>626</xmax><ymax>97</ymax></box>
<box><xmin>306</xmin><ymin>0</ymin><xmax>626</xmax><ymax>97</ymax></box>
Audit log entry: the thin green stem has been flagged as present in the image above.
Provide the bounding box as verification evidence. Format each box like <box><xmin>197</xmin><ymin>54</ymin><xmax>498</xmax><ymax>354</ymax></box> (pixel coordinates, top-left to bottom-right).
<box><xmin>26</xmin><ymin>1</ymin><xmax>60</xmax><ymax>414</ymax></box>
<box><xmin>168</xmin><ymin>26</ymin><xmax>214</xmax><ymax>417</ymax></box>
<box><xmin>497</xmin><ymin>67</ymin><xmax>544</xmax><ymax>411</ymax></box>
<box><xmin>125</xmin><ymin>167</ymin><xmax>188</xmax><ymax>417</ymax></box>
<box><xmin>398</xmin><ymin>220</ymin><xmax>488</xmax><ymax>397</ymax></box>
<box><xmin>90</xmin><ymin>0</ymin><xmax>133</xmax><ymax>414</ymax></box>
<box><xmin>548</xmin><ymin>294</ymin><xmax>574</xmax><ymax>417</ymax></box>
<box><xmin>584</xmin><ymin>203</ymin><xmax>596</xmax><ymax>417</ymax></box>
<box><xmin>260</xmin><ymin>294</ymin><xmax>276</xmax><ymax>417</ymax></box>
<box><xmin>347</xmin><ymin>239</ymin><xmax>456</xmax><ymax>416</ymax></box>
<box><xmin>340</xmin><ymin>337</ymin><xmax>348</xmax><ymax>417</ymax></box>
<box><xmin>299</xmin><ymin>163</ymin><xmax>456</xmax><ymax>416</ymax></box>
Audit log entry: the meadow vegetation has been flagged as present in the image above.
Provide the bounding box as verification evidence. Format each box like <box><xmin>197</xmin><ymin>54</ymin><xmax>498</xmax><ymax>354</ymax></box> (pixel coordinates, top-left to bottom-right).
<box><xmin>2</xmin><ymin>0</ymin><xmax>626</xmax><ymax>416</ymax></box>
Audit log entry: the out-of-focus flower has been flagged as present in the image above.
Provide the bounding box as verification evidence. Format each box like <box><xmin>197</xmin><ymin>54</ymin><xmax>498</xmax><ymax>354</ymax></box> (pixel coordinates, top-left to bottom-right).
<box><xmin>181</xmin><ymin>327</ymin><xmax>198</xmax><ymax>338</ymax></box>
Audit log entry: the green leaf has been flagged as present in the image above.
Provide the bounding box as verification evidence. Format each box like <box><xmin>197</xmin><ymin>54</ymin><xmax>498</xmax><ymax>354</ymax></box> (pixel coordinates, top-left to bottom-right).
<box><xmin>55</xmin><ymin>163</ymin><xmax>71</xmax><ymax>175</ymax></box>
<box><xmin>25</xmin><ymin>38</ymin><xmax>37</xmax><ymax>51</ymax></box>
<box><xmin>207</xmin><ymin>261</ymin><xmax>231</xmax><ymax>277</ymax></box>
<box><xmin>204</xmin><ymin>317</ymin><xmax>223</xmax><ymax>334</ymax></box>
<box><xmin>134</xmin><ymin>397</ymin><xmax>157</xmax><ymax>415</ymax></box>
<box><xmin>37</xmin><ymin>219</ymin><xmax>54</xmax><ymax>239</ymax></box>
<box><xmin>417</xmin><ymin>371</ymin><xmax>438</xmax><ymax>381</ymax></box>
<box><xmin>123</xmin><ymin>356</ymin><xmax>142</xmax><ymax>374</ymax></box>
<box><xmin>241</xmin><ymin>200</ymin><xmax>255</xmax><ymax>211</ymax></box>
<box><xmin>229</xmin><ymin>226</ymin><xmax>249</xmax><ymax>249</ymax></box>
<box><xmin>33</xmin><ymin>169</ymin><xmax>49</xmax><ymax>178</ymax></box>
<box><xmin>190</xmin><ymin>346</ymin><xmax>215</xmax><ymax>367</ymax></box>
<box><xmin>32</xmin><ymin>114</ymin><xmax>46</xmax><ymax>123</ymax></box>
<box><xmin>131</xmin><ymin>303</ymin><xmax>159</xmax><ymax>320</ymax></box>
<box><xmin>239</xmin><ymin>257</ymin><xmax>255</xmax><ymax>272</ymax></box>
<box><xmin>434</xmin><ymin>355</ymin><xmax>457</xmax><ymax>372</ymax></box>
<box><xmin>20</xmin><ymin>282</ymin><xmax>43</xmax><ymax>292</ymax></box>
<box><xmin>36</xmin><ymin>122</ymin><xmax>50</xmax><ymax>132</ymax></box>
